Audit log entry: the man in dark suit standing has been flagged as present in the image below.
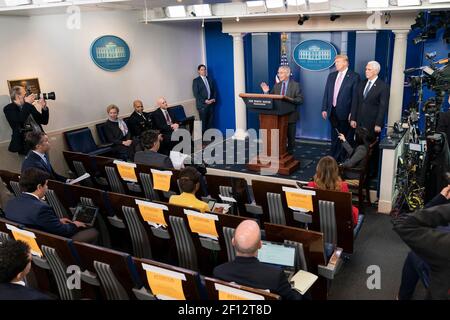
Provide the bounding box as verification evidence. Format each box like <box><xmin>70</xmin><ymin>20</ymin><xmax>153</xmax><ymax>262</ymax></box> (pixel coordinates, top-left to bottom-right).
<box><xmin>0</xmin><ymin>239</ymin><xmax>52</xmax><ymax>300</ymax></box>
<box><xmin>350</xmin><ymin>61</ymin><xmax>390</xmax><ymax>137</ymax></box>
<box><xmin>127</xmin><ymin>99</ymin><xmax>153</xmax><ymax>139</ymax></box>
<box><xmin>261</xmin><ymin>66</ymin><xmax>303</xmax><ymax>155</ymax></box>
<box><xmin>21</xmin><ymin>131</ymin><xmax>69</xmax><ymax>183</ymax></box>
<box><xmin>4</xmin><ymin>168</ymin><xmax>98</xmax><ymax>242</ymax></box>
<box><xmin>350</xmin><ymin>61</ymin><xmax>389</xmax><ymax>176</ymax></box>
<box><xmin>152</xmin><ymin>97</ymin><xmax>181</xmax><ymax>155</ymax></box>
<box><xmin>322</xmin><ymin>55</ymin><xmax>360</xmax><ymax>161</ymax></box>
<box><xmin>3</xmin><ymin>86</ymin><xmax>49</xmax><ymax>156</ymax></box>
<box><xmin>213</xmin><ymin>220</ymin><xmax>303</xmax><ymax>300</ymax></box>
<box><xmin>193</xmin><ymin>64</ymin><xmax>216</xmax><ymax>134</ymax></box>
<box><xmin>134</xmin><ymin>130</ymin><xmax>174</xmax><ymax>169</ymax></box>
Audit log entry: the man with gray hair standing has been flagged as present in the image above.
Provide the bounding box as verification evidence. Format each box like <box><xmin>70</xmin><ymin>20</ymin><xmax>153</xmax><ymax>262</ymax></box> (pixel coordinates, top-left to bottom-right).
<box><xmin>213</xmin><ymin>220</ymin><xmax>303</xmax><ymax>300</ymax></box>
<box><xmin>261</xmin><ymin>66</ymin><xmax>303</xmax><ymax>155</ymax></box>
<box><xmin>350</xmin><ymin>61</ymin><xmax>389</xmax><ymax>137</ymax></box>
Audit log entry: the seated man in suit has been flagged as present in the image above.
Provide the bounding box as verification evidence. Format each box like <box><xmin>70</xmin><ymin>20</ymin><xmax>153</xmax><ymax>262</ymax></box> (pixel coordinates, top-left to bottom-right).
<box><xmin>152</xmin><ymin>97</ymin><xmax>180</xmax><ymax>156</ymax></box>
<box><xmin>21</xmin><ymin>131</ymin><xmax>69</xmax><ymax>183</ymax></box>
<box><xmin>134</xmin><ymin>130</ymin><xmax>174</xmax><ymax>169</ymax></box>
<box><xmin>0</xmin><ymin>239</ymin><xmax>51</xmax><ymax>300</ymax></box>
<box><xmin>4</xmin><ymin>168</ymin><xmax>98</xmax><ymax>243</ymax></box>
<box><xmin>213</xmin><ymin>220</ymin><xmax>303</xmax><ymax>300</ymax></box>
<box><xmin>128</xmin><ymin>100</ymin><xmax>154</xmax><ymax>139</ymax></box>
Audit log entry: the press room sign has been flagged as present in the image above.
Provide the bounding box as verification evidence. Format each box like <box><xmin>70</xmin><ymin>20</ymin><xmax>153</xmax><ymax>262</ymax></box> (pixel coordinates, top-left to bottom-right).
<box><xmin>90</xmin><ymin>35</ymin><xmax>130</xmax><ymax>71</ymax></box>
<box><xmin>292</xmin><ymin>40</ymin><xmax>337</xmax><ymax>71</ymax></box>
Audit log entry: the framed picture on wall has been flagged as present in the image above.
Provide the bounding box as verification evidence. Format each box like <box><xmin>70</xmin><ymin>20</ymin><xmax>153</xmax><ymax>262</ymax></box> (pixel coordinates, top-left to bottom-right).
<box><xmin>7</xmin><ymin>78</ymin><xmax>41</xmax><ymax>96</ymax></box>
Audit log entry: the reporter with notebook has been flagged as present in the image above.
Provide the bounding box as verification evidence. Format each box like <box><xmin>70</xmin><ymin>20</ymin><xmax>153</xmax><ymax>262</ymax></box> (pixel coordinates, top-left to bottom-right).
<box><xmin>4</xmin><ymin>168</ymin><xmax>98</xmax><ymax>243</ymax></box>
<box><xmin>213</xmin><ymin>220</ymin><xmax>304</xmax><ymax>300</ymax></box>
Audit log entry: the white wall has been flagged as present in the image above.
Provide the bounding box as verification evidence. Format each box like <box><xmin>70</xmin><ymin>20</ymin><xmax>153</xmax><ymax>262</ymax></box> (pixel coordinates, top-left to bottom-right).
<box><xmin>0</xmin><ymin>9</ymin><xmax>203</xmax><ymax>143</ymax></box>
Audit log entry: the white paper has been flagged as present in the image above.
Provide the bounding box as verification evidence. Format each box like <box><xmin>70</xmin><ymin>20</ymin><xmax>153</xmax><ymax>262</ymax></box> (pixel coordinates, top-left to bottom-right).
<box><xmin>219</xmin><ymin>195</ymin><xmax>237</xmax><ymax>203</ymax></box>
<box><xmin>170</xmin><ymin>151</ymin><xmax>190</xmax><ymax>170</ymax></box>
<box><xmin>67</xmin><ymin>173</ymin><xmax>91</xmax><ymax>185</ymax></box>
<box><xmin>290</xmin><ymin>270</ymin><xmax>318</xmax><ymax>295</ymax></box>
<box><xmin>211</xmin><ymin>202</ymin><xmax>231</xmax><ymax>214</ymax></box>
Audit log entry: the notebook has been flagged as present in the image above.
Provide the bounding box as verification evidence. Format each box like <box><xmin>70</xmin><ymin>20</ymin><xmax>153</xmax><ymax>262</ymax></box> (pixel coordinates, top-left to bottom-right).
<box><xmin>290</xmin><ymin>270</ymin><xmax>318</xmax><ymax>295</ymax></box>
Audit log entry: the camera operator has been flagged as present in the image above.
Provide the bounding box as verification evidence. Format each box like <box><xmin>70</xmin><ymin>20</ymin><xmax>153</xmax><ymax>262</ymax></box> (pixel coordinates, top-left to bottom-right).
<box><xmin>3</xmin><ymin>86</ymin><xmax>49</xmax><ymax>156</ymax></box>
<box><xmin>393</xmin><ymin>184</ymin><xmax>450</xmax><ymax>300</ymax></box>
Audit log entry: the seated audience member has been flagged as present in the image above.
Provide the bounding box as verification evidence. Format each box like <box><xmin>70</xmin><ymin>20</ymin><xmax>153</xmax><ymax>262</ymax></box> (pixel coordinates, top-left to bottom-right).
<box><xmin>307</xmin><ymin>156</ymin><xmax>358</xmax><ymax>226</ymax></box>
<box><xmin>134</xmin><ymin>130</ymin><xmax>174</xmax><ymax>169</ymax></box>
<box><xmin>128</xmin><ymin>100</ymin><xmax>154</xmax><ymax>139</ymax></box>
<box><xmin>21</xmin><ymin>131</ymin><xmax>69</xmax><ymax>183</ymax></box>
<box><xmin>0</xmin><ymin>177</ymin><xmax>13</xmax><ymax>213</ymax></box>
<box><xmin>169</xmin><ymin>167</ymin><xmax>208</xmax><ymax>213</ymax></box>
<box><xmin>337</xmin><ymin>127</ymin><xmax>370</xmax><ymax>180</ymax></box>
<box><xmin>396</xmin><ymin>185</ymin><xmax>450</xmax><ymax>300</ymax></box>
<box><xmin>213</xmin><ymin>220</ymin><xmax>303</xmax><ymax>300</ymax></box>
<box><xmin>152</xmin><ymin>97</ymin><xmax>180</xmax><ymax>155</ymax></box>
<box><xmin>104</xmin><ymin>104</ymin><xmax>135</xmax><ymax>160</ymax></box>
<box><xmin>4</xmin><ymin>168</ymin><xmax>98</xmax><ymax>243</ymax></box>
<box><xmin>0</xmin><ymin>239</ymin><xmax>52</xmax><ymax>300</ymax></box>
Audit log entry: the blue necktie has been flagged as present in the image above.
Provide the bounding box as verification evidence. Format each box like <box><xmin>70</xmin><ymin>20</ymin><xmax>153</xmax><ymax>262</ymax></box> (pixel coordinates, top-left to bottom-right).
<box><xmin>203</xmin><ymin>77</ymin><xmax>211</xmax><ymax>99</ymax></box>
<box><xmin>363</xmin><ymin>81</ymin><xmax>372</xmax><ymax>99</ymax></box>
<box><xmin>42</xmin><ymin>155</ymin><xmax>52</xmax><ymax>172</ymax></box>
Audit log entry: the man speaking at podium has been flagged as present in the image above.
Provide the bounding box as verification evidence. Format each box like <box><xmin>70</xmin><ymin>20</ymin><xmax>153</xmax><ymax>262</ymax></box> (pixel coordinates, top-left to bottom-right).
<box><xmin>260</xmin><ymin>66</ymin><xmax>303</xmax><ymax>155</ymax></box>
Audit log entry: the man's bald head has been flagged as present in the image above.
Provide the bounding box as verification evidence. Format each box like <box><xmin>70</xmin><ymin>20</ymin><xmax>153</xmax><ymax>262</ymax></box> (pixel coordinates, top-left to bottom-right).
<box><xmin>133</xmin><ymin>100</ymin><xmax>143</xmax><ymax>113</ymax></box>
<box><xmin>232</xmin><ymin>220</ymin><xmax>261</xmax><ymax>256</ymax></box>
<box><xmin>156</xmin><ymin>97</ymin><xmax>168</xmax><ymax>110</ymax></box>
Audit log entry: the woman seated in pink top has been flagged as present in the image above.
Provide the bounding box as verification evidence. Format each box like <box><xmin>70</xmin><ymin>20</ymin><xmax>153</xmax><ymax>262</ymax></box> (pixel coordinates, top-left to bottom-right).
<box><xmin>307</xmin><ymin>156</ymin><xmax>358</xmax><ymax>227</ymax></box>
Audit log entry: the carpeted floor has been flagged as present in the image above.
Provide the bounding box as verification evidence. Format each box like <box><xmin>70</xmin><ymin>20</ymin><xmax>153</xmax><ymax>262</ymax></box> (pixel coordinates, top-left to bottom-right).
<box><xmin>327</xmin><ymin>207</ymin><xmax>427</xmax><ymax>300</ymax></box>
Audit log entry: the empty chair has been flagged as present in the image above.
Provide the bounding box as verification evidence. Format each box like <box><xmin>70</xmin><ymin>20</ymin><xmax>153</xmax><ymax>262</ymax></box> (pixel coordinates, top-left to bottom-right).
<box><xmin>64</xmin><ymin>127</ymin><xmax>112</xmax><ymax>156</ymax></box>
<box><xmin>72</xmin><ymin>241</ymin><xmax>139</xmax><ymax>300</ymax></box>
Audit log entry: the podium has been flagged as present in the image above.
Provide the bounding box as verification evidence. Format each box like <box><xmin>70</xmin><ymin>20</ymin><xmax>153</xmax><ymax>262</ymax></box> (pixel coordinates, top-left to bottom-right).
<box><xmin>240</xmin><ymin>93</ymin><xmax>300</xmax><ymax>175</ymax></box>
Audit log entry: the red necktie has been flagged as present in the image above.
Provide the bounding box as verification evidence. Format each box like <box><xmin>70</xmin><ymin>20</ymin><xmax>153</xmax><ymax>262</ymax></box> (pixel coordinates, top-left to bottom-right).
<box><xmin>281</xmin><ymin>82</ymin><xmax>286</xmax><ymax>96</ymax></box>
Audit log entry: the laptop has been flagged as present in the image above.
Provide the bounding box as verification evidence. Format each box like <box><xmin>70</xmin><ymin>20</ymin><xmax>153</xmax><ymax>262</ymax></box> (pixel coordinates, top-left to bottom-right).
<box><xmin>72</xmin><ymin>204</ymin><xmax>98</xmax><ymax>227</ymax></box>
<box><xmin>257</xmin><ymin>240</ymin><xmax>296</xmax><ymax>277</ymax></box>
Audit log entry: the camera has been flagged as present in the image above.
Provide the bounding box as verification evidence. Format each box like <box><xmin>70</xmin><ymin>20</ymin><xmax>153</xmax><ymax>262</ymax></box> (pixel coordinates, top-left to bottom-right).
<box><xmin>26</xmin><ymin>88</ymin><xmax>56</xmax><ymax>100</ymax></box>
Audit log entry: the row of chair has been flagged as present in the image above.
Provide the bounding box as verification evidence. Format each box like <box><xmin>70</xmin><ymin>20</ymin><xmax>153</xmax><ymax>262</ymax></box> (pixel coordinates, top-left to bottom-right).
<box><xmin>0</xmin><ymin>170</ymin><xmax>343</xmax><ymax>300</ymax></box>
<box><xmin>63</xmin><ymin>105</ymin><xmax>194</xmax><ymax>156</ymax></box>
<box><xmin>0</xmin><ymin>217</ymin><xmax>279</xmax><ymax>300</ymax></box>
<box><xmin>61</xmin><ymin>150</ymin><xmax>362</xmax><ymax>254</ymax></box>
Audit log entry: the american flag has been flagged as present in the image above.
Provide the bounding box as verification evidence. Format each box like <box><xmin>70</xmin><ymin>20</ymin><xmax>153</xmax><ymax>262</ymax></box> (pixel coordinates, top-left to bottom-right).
<box><xmin>275</xmin><ymin>51</ymin><xmax>289</xmax><ymax>83</ymax></box>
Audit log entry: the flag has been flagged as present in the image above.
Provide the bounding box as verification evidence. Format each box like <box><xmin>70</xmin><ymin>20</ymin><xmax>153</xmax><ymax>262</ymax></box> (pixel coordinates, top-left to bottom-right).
<box><xmin>275</xmin><ymin>51</ymin><xmax>290</xmax><ymax>83</ymax></box>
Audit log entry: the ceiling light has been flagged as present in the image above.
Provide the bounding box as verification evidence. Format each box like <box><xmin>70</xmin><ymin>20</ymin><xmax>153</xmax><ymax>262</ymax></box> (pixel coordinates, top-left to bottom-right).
<box><xmin>309</xmin><ymin>0</ymin><xmax>330</xmax><ymax>11</ymax></box>
<box><xmin>266</xmin><ymin>0</ymin><xmax>285</xmax><ymax>9</ymax></box>
<box><xmin>428</xmin><ymin>0</ymin><xmax>450</xmax><ymax>3</ymax></box>
<box><xmin>246</xmin><ymin>1</ymin><xmax>267</xmax><ymax>14</ymax></box>
<box><xmin>286</xmin><ymin>0</ymin><xmax>307</xmax><ymax>12</ymax></box>
<box><xmin>4</xmin><ymin>0</ymin><xmax>31</xmax><ymax>6</ymax></box>
<box><xmin>192</xmin><ymin>4</ymin><xmax>212</xmax><ymax>17</ymax></box>
<box><xmin>367</xmin><ymin>0</ymin><xmax>389</xmax><ymax>8</ymax></box>
<box><xmin>166</xmin><ymin>5</ymin><xmax>186</xmax><ymax>18</ymax></box>
<box><xmin>397</xmin><ymin>0</ymin><xmax>421</xmax><ymax>5</ymax></box>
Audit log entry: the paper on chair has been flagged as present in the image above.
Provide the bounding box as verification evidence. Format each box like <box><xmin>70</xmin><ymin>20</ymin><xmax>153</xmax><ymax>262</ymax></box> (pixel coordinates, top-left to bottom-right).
<box><xmin>290</xmin><ymin>270</ymin><xmax>318</xmax><ymax>295</ymax></box>
<box><xmin>219</xmin><ymin>195</ymin><xmax>237</xmax><ymax>203</ymax></box>
<box><xmin>67</xmin><ymin>173</ymin><xmax>91</xmax><ymax>185</ymax></box>
<box><xmin>170</xmin><ymin>151</ymin><xmax>190</xmax><ymax>170</ymax></box>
